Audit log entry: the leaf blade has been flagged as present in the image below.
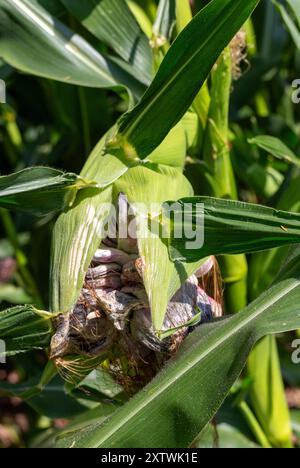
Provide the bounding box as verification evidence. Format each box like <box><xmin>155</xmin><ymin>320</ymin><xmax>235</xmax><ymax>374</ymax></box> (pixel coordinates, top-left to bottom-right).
<box><xmin>0</xmin><ymin>0</ymin><xmax>145</xmax><ymax>97</ymax></box>
<box><xmin>167</xmin><ymin>197</ymin><xmax>300</xmax><ymax>262</ymax></box>
<box><xmin>112</xmin><ymin>0</ymin><xmax>260</xmax><ymax>158</ymax></box>
<box><xmin>56</xmin><ymin>271</ymin><xmax>300</xmax><ymax>448</ymax></box>
<box><xmin>61</xmin><ymin>0</ymin><xmax>152</xmax><ymax>85</ymax></box>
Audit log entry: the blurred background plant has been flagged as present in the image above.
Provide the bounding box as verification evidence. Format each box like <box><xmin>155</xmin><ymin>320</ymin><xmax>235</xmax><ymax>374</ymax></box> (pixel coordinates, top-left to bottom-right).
<box><xmin>1</xmin><ymin>0</ymin><xmax>300</xmax><ymax>448</ymax></box>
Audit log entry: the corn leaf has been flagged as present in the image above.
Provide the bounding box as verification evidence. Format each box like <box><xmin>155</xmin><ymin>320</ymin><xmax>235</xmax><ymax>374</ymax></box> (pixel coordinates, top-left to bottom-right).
<box><xmin>249</xmin><ymin>135</ymin><xmax>300</xmax><ymax>167</ymax></box>
<box><xmin>147</xmin><ymin>121</ymin><xmax>187</xmax><ymax>169</ymax></box>
<box><xmin>275</xmin><ymin>0</ymin><xmax>300</xmax><ymax>49</ymax></box>
<box><xmin>167</xmin><ymin>197</ymin><xmax>300</xmax><ymax>262</ymax></box>
<box><xmin>61</xmin><ymin>0</ymin><xmax>152</xmax><ymax>86</ymax></box>
<box><xmin>111</xmin><ymin>0</ymin><xmax>260</xmax><ymax>159</ymax></box>
<box><xmin>56</xmin><ymin>250</ymin><xmax>300</xmax><ymax>448</ymax></box>
<box><xmin>0</xmin><ymin>284</ymin><xmax>33</xmax><ymax>304</ymax></box>
<box><xmin>0</xmin><ymin>167</ymin><xmax>86</xmax><ymax>217</ymax></box>
<box><xmin>126</xmin><ymin>0</ymin><xmax>153</xmax><ymax>38</ymax></box>
<box><xmin>0</xmin><ymin>0</ymin><xmax>145</xmax><ymax>98</ymax></box>
<box><xmin>50</xmin><ymin>122</ymin><xmax>190</xmax><ymax>315</ymax></box>
<box><xmin>0</xmin><ymin>305</ymin><xmax>52</xmax><ymax>357</ymax></box>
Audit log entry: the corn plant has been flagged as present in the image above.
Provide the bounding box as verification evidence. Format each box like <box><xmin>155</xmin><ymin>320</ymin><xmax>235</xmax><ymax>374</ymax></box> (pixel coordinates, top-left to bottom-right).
<box><xmin>1</xmin><ymin>0</ymin><xmax>300</xmax><ymax>449</ymax></box>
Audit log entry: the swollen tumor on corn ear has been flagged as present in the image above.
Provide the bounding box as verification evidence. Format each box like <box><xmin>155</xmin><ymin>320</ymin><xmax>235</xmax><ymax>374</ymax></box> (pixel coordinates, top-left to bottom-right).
<box><xmin>50</xmin><ymin>195</ymin><xmax>222</xmax><ymax>394</ymax></box>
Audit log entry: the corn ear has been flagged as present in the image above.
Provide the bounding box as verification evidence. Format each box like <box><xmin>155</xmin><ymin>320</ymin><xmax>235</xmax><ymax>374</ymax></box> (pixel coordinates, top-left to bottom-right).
<box><xmin>50</xmin><ymin>125</ymin><xmax>191</xmax><ymax>315</ymax></box>
<box><xmin>114</xmin><ymin>163</ymin><xmax>205</xmax><ymax>330</ymax></box>
<box><xmin>0</xmin><ymin>305</ymin><xmax>53</xmax><ymax>356</ymax></box>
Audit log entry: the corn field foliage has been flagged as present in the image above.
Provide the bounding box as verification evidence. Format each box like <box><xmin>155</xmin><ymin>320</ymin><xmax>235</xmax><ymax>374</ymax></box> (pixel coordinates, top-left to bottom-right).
<box><xmin>1</xmin><ymin>0</ymin><xmax>300</xmax><ymax>449</ymax></box>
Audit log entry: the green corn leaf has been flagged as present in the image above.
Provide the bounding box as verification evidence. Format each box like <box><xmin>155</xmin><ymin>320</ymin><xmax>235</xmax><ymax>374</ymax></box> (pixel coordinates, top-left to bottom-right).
<box><xmin>109</xmin><ymin>0</ymin><xmax>260</xmax><ymax>159</ymax></box>
<box><xmin>61</xmin><ymin>0</ymin><xmax>152</xmax><ymax>86</ymax></box>
<box><xmin>175</xmin><ymin>0</ymin><xmax>192</xmax><ymax>34</ymax></box>
<box><xmin>287</xmin><ymin>0</ymin><xmax>300</xmax><ymax>27</ymax></box>
<box><xmin>0</xmin><ymin>167</ymin><xmax>87</xmax><ymax>217</ymax></box>
<box><xmin>0</xmin><ymin>0</ymin><xmax>145</xmax><ymax>98</ymax></box>
<box><xmin>249</xmin><ymin>174</ymin><xmax>300</xmax><ymax>301</ymax></box>
<box><xmin>0</xmin><ymin>305</ymin><xmax>53</xmax><ymax>357</ymax></box>
<box><xmin>0</xmin><ymin>284</ymin><xmax>33</xmax><ymax>304</ymax></box>
<box><xmin>55</xmin><ymin>252</ymin><xmax>300</xmax><ymax>448</ymax></box>
<box><xmin>249</xmin><ymin>135</ymin><xmax>300</xmax><ymax>167</ymax></box>
<box><xmin>175</xmin><ymin>0</ymin><xmax>210</xmax><ymax>144</ymax></box>
<box><xmin>147</xmin><ymin>121</ymin><xmax>187</xmax><ymax>169</ymax></box>
<box><xmin>167</xmin><ymin>197</ymin><xmax>300</xmax><ymax>263</ymax></box>
<box><xmin>274</xmin><ymin>0</ymin><xmax>300</xmax><ymax>49</ymax></box>
<box><xmin>126</xmin><ymin>0</ymin><xmax>154</xmax><ymax>38</ymax></box>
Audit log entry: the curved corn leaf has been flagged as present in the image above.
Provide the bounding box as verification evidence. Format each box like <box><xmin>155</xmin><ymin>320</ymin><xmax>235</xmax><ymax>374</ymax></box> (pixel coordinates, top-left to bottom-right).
<box><xmin>0</xmin><ymin>0</ymin><xmax>145</xmax><ymax>98</ymax></box>
<box><xmin>61</xmin><ymin>0</ymin><xmax>152</xmax><ymax>86</ymax></box>
<box><xmin>0</xmin><ymin>305</ymin><xmax>52</xmax><ymax>357</ymax></box>
<box><xmin>249</xmin><ymin>135</ymin><xmax>300</xmax><ymax>167</ymax></box>
<box><xmin>0</xmin><ymin>167</ymin><xmax>85</xmax><ymax>217</ymax></box>
<box><xmin>114</xmin><ymin>165</ymin><xmax>204</xmax><ymax>330</ymax></box>
<box><xmin>111</xmin><ymin>0</ymin><xmax>260</xmax><ymax>159</ymax></box>
<box><xmin>275</xmin><ymin>0</ymin><xmax>300</xmax><ymax>49</ymax></box>
<box><xmin>56</xmin><ymin>251</ymin><xmax>300</xmax><ymax>448</ymax></box>
<box><xmin>167</xmin><ymin>197</ymin><xmax>300</xmax><ymax>262</ymax></box>
<box><xmin>175</xmin><ymin>0</ymin><xmax>211</xmax><ymax>136</ymax></box>
<box><xmin>175</xmin><ymin>0</ymin><xmax>192</xmax><ymax>34</ymax></box>
<box><xmin>126</xmin><ymin>0</ymin><xmax>154</xmax><ymax>38</ymax></box>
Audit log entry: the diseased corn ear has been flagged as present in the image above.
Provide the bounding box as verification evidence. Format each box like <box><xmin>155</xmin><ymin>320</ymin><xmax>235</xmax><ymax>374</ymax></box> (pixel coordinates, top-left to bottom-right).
<box><xmin>49</xmin><ymin>122</ymin><xmax>191</xmax><ymax>316</ymax></box>
<box><xmin>50</xmin><ymin>124</ymin><xmax>139</xmax><ymax>314</ymax></box>
<box><xmin>114</xmin><ymin>164</ymin><xmax>205</xmax><ymax>330</ymax></box>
